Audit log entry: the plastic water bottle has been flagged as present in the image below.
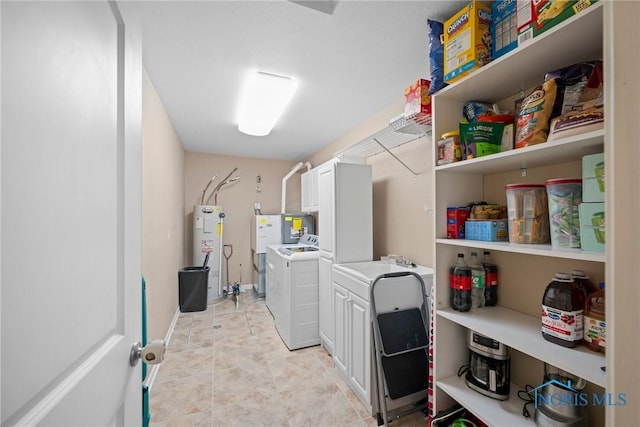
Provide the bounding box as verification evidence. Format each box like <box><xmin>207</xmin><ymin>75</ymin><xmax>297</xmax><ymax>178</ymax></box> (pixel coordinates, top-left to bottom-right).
<box><xmin>470</xmin><ymin>252</ymin><xmax>485</xmax><ymax>308</ymax></box>
<box><xmin>450</xmin><ymin>253</ymin><xmax>472</xmax><ymax>312</ymax></box>
<box><xmin>482</xmin><ymin>251</ymin><xmax>498</xmax><ymax>306</ymax></box>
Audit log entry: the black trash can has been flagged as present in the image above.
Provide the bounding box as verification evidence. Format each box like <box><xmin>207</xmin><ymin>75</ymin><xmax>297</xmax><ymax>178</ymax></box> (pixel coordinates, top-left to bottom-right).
<box><xmin>178</xmin><ymin>266</ymin><xmax>209</xmax><ymax>312</ymax></box>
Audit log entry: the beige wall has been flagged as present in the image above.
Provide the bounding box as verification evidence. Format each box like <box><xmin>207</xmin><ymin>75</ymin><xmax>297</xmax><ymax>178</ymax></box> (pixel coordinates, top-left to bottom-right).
<box><xmin>184</xmin><ymin>153</ymin><xmax>301</xmax><ymax>286</ymax></box>
<box><xmin>306</xmin><ymin>98</ymin><xmax>435</xmax><ymax>267</ymax></box>
<box><xmin>142</xmin><ymin>69</ymin><xmax>185</xmax><ymax>340</ymax></box>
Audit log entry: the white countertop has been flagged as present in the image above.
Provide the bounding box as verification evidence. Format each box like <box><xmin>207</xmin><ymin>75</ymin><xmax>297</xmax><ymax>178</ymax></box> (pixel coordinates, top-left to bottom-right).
<box><xmin>332</xmin><ymin>260</ymin><xmax>433</xmax><ymax>284</ymax></box>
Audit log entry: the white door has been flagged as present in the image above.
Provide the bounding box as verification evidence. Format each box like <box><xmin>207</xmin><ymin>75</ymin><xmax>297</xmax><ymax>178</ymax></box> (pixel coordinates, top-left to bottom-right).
<box><xmin>318</xmin><ymin>255</ymin><xmax>333</xmax><ymax>353</ymax></box>
<box><xmin>1</xmin><ymin>1</ymin><xmax>142</xmax><ymax>425</ymax></box>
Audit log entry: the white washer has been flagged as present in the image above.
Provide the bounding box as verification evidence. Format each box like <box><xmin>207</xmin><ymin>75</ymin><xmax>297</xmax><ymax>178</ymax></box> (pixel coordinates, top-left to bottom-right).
<box><xmin>265</xmin><ymin>235</ymin><xmax>320</xmax><ymax>350</ymax></box>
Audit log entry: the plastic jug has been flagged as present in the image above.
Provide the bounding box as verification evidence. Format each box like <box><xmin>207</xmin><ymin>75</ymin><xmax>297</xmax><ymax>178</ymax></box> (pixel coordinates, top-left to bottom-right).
<box><xmin>541</xmin><ymin>272</ymin><xmax>585</xmax><ymax>348</ymax></box>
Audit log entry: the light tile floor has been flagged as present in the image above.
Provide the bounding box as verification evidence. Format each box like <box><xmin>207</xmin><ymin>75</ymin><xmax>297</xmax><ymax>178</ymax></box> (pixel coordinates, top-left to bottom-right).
<box><xmin>149</xmin><ymin>292</ymin><xmax>428</xmax><ymax>427</ymax></box>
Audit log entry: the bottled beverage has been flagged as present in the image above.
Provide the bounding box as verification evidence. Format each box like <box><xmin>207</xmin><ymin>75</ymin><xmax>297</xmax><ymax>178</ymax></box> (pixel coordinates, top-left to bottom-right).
<box><xmin>469</xmin><ymin>252</ymin><xmax>485</xmax><ymax>308</ymax></box>
<box><xmin>584</xmin><ymin>282</ymin><xmax>605</xmax><ymax>353</ymax></box>
<box><xmin>541</xmin><ymin>272</ymin><xmax>585</xmax><ymax>348</ymax></box>
<box><xmin>482</xmin><ymin>250</ymin><xmax>498</xmax><ymax>306</ymax></box>
<box><xmin>570</xmin><ymin>269</ymin><xmax>597</xmax><ymax>300</ymax></box>
<box><xmin>450</xmin><ymin>253</ymin><xmax>472</xmax><ymax>312</ymax></box>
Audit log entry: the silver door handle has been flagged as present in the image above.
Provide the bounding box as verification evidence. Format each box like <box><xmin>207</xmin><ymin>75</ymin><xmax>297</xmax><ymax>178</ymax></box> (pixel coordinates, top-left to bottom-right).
<box><xmin>130</xmin><ymin>340</ymin><xmax>165</xmax><ymax>367</ymax></box>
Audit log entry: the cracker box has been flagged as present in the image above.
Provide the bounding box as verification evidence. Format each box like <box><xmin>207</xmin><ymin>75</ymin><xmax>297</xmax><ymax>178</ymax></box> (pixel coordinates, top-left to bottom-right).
<box><xmin>518</xmin><ymin>0</ymin><xmax>599</xmax><ymax>46</ymax></box>
<box><xmin>579</xmin><ymin>202</ymin><xmax>605</xmax><ymax>252</ymax></box>
<box><xmin>443</xmin><ymin>1</ymin><xmax>493</xmax><ymax>84</ymax></box>
<box><xmin>582</xmin><ymin>152</ymin><xmax>605</xmax><ymax>203</ymax></box>
<box><xmin>492</xmin><ymin>0</ymin><xmax>518</xmax><ymax>59</ymax></box>
<box><xmin>404</xmin><ymin>79</ymin><xmax>432</xmax><ymax>120</ymax></box>
<box><xmin>447</xmin><ymin>207</ymin><xmax>470</xmax><ymax>239</ymax></box>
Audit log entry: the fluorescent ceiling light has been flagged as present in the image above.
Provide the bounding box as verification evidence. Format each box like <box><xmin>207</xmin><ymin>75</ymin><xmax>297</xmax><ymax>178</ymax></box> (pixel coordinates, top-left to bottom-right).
<box><xmin>237</xmin><ymin>71</ymin><xmax>297</xmax><ymax>136</ymax></box>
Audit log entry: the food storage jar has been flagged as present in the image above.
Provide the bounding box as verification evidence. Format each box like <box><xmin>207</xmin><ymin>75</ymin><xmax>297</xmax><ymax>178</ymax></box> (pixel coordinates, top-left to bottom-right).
<box><xmin>545</xmin><ymin>178</ymin><xmax>583</xmax><ymax>248</ymax></box>
<box><xmin>505</xmin><ymin>184</ymin><xmax>550</xmax><ymax>244</ymax></box>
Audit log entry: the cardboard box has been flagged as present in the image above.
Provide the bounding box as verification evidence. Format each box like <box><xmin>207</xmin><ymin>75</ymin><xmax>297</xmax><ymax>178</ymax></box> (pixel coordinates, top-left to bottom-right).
<box><xmin>582</xmin><ymin>153</ymin><xmax>604</xmax><ymax>203</ymax></box>
<box><xmin>579</xmin><ymin>202</ymin><xmax>605</xmax><ymax>252</ymax></box>
<box><xmin>465</xmin><ymin>219</ymin><xmax>509</xmax><ymax>241</ymax></box>
<box><xmin>404</xmin><ymin>79</ymin><xmax>432</xmax><ymax>120</ymax></box>
<box><xmin>518</xmin><ymin>0</ymin><xmax>599</xmax><ymax>46</ymax></box>
<box><xmin>447</xmin><ymin>207</ymin><xmax>470</xmax><ymax>239</ymax></box>
<box><xmin>443</xmin><ymin>1</ymin><xmax>493</xmax><ymax>84</ymax></box>
<box><xmin>492</xmin><ymin>0</ymin><xmax>518</xmax><ymax>59</ymax></box>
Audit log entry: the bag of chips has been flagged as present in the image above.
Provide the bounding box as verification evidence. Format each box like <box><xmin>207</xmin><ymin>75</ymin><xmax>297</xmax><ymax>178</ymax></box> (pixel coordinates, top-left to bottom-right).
<box><xmin>515</xmin><ymin>78</ymin><xmax>558</xmax><ymax>148</ymax></box>
<box><xmin>427</xmin><ymin>20</ymin><xmax>447</xmax><ymax>95</ymax></box>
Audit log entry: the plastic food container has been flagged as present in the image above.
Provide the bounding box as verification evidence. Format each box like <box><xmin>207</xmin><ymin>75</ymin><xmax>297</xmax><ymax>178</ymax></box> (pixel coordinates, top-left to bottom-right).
<box><xmin>505</xmin><ymin>184</ymin><xmax>550</xmax><ymax>244</ymax></box>
<box><xmin>546</xmin><ymin>178</ymin><xmax>583</xmax><ymax>248</ymax></box>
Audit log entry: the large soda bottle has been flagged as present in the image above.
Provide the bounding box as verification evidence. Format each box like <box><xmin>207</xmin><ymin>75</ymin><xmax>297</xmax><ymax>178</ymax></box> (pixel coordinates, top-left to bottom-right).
<box><xmin>541</xmin><ymin>272</ymin><xmax>585</xmax><ymax>348</ymax></box>
<box><xmin>450</xmin><ymin>253</ymin><xmax>472</xmax><ymax>312</ymax></box>
<box><xmin>482</xmin><ymin>250</ymin><xmax>499</xmax><ymax>306</ymax></box>
<box><xmin>570</xmin><ymin>269</ymin><xmax>597</xmax><ymax>300</ymax></box>
<box><xmin>470</xmin><ymin>252</ymin><xmax>485</xmax><ymax>308</ymax></box>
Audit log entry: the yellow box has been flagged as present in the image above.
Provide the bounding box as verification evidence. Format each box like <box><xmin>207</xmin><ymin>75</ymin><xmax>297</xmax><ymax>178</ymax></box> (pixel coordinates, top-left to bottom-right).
<box><xmin>444</xmin><ymin>1</ymin><xmax>493</xmax><ymax>84</ymax></box>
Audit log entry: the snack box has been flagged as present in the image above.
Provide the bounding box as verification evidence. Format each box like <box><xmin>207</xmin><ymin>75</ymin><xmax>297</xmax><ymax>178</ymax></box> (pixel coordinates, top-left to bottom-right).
<box><xmin>579</xmin><ymin>202</ymin><xmax>605</xmax><ymax>252</ymax></box>
<box><xmin>447</xmin><ymin>207</ymin><xmax>470</xmax><ymax>239</ymax></box>
<box><xmin>465</xmin><ymin>219</ymin><xmax>509</xmax><ymax>242</ymax></box>
<box><xmin>404</xmin><ymin>79</ymin><xmax>432</xmax><ymax>120</ymax></box>
<box><xmin>492</xmin><ymin>0</ymin><xmax>518</xmax><ymax>59</ymax></box>
<box><xmin>582</xmin><ymin>153</ymin><xmax>605</xmax><ymax>203</ymax></box>
<box><xmin>443</xmin><ymin>1</ymin><xmax>493</xmax><ymax>84</ymax></box>
<box><xmin>518</xmin><ymin>0</ymin><xmax>599</xmax><ymax>46</ymax></box>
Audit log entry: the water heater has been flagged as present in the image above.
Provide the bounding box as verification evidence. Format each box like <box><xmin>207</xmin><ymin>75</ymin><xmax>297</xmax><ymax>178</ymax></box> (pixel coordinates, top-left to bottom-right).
<box><xmin>193</xmin><ymin>205</ymin><xmax>225</xmax><ymax>300</ymax></box>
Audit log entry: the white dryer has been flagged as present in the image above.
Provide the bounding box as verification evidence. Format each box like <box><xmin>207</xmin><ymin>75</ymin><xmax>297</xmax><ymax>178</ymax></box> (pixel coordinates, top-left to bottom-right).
<box><xmin>265</xmin><ymin>234</ymin><xmax>320</xmax><ymax>350</ymax></box>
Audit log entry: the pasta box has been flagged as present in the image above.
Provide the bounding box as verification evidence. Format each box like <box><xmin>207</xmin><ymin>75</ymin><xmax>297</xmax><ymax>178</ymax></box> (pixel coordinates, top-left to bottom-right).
<box><xmin>582</xmin><ymin>153</ymin><xmax>604</xmax><ymax>202</ymax></box>
<box><xmin>443</xmin><ymin>1</ymin><xmax>493</xmax><ymax>84</ymax></box>
<box><xmin>447</xmin><ymin>207</ymin><xmax>470</xmax><ymax>239</ymax></box>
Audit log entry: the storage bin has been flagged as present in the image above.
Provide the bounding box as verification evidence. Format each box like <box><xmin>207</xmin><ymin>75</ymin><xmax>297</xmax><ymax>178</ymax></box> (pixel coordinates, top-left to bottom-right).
<box><xmin>579</xmin><ymin>203</ymin><xmax>605</xmax><ymax>252</ymax></box>
<box><xmin>582</xmin><ymin>153</ymin><xmax>605</xmax><ymax>202</ymax></box>
<box><xmin>505</xmin><ymin>184</ymin><xmax>550</xmax><ymax>244</ymax></box>
<box><xmin>546</xmin><ymin>178</ymin><xmax>583</xmax><ymax>248</ymax></box>
<box><xmin>464</xmin><ymin>219</ymin><xmax>509</xmax><ymax>242</ymax></box>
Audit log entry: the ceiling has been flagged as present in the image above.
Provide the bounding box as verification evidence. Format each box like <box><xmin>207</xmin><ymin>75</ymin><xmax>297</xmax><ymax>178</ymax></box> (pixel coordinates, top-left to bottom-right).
<box><xmin>119</xmin><ymin>1</ymin><xmax>466</xmax><ymax>161</ymax></box>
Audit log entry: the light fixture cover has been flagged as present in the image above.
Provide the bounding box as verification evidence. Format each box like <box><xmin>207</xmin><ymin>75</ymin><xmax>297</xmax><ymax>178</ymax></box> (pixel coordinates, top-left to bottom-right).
<box><xmin>237</xmin><ymin>71</ymin><xmax>297</xmax><ymax>136</ymax></box>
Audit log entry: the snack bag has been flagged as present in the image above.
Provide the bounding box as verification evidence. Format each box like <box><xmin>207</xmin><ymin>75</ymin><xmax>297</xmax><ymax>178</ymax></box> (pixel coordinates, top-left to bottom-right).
<box><xmin>515</xmin><ymin>78</ymin><xmax>558</xmax><ymax>148</ymax></box>
<box><xmin>427</xmin><ymin>20</ymin><xmax>447</xmax><ymax>95</ymax></box>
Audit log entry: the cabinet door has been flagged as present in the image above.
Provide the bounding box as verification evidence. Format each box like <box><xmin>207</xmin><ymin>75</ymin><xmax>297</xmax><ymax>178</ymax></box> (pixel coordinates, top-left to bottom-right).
<box><xmin>319</xmin><ymin>255</ymin><xmax>334</xmax><ymax>353</ymax></box>
<box><xmin>310</xmin><ymin>168</ymin><xmax>320</xmax><ymax>211</ymax></box>
<box><xmin>349</xmin><ymin>292</ymin><xmax>371</xmax><ymax>406</ymax></box>
<box><xmin>332</xmin><ymin>282</ymin><xmax>349</xmax><ymax>377</ymax></box>
<box><xmin>301</xmin><ymin>170</ymin><xmax>312</xmax><ymax>212</ymax></box>
<box><xmin>318</xmin><ymin>164</ymin><xmax>335</xmax><ymax>253</ymax></box>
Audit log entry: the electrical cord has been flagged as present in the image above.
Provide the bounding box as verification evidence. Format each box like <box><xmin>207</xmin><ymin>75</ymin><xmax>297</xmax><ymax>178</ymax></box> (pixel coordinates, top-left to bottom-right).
<box><xmin>457</xmin><ymin>364</ymin><xmax>470</xmax><ymax>378</ymax></box>
<box><xmin>517</xmin><ymin>384</ymin><xmax>536</xmax><ymax>419</ymax></box>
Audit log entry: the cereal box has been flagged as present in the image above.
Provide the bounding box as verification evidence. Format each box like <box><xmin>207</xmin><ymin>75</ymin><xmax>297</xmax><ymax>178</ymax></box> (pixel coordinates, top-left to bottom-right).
<box><xmin>443</xmin><ymin>1</ymin><xmax>492</xmax><ymax>84</ymax></box>
<box><xmin>518</xmin><ymin>0</ymin><xmax>599</xmax><ymax>46</ymax></box>
<box><xmin>404</xmin><ymin>79</ymin><xmax>432</xmax><ymax>120</ymax></box>
<box><xmin>492</xmin><ymin>0</ymin><xmax>518</xmax><ymax>59</ymax></box>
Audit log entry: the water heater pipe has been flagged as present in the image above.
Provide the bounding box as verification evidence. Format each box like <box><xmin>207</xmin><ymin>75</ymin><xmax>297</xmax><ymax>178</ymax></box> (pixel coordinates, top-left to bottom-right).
<box><xmin>281</xmin><ymin>161</ymin><xmax>311</xmax><ymax>214</ymax></box>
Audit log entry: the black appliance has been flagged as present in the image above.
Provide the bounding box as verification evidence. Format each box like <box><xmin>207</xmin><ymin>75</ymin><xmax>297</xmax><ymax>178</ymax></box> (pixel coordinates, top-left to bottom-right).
<box><xmin>465</xmin><ymin>330</ymin><xmax>511</xmax><ymax>400</ymax></box>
